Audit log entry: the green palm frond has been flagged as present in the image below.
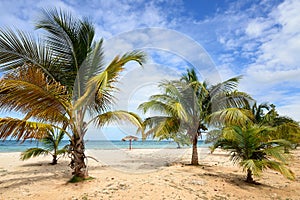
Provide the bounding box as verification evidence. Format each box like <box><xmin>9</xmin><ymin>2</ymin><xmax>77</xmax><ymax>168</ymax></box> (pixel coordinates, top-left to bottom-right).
<box><xmin>0</xmin><ymin>28</ymin><xmax>54</xmax><ymax>76</ymax></box>
<box><xmin>240</xmin><ymin>159</ymin><xmax>263</xmax><ymax>177</ymax></box>
<box><xmin>213</xmin><ymin>90</ymin><xmax>253</xmax><ymax>110</ymax></box>
<box><xmin>262</xmin><ymin>146</ymin><xmax>288</xmax><ymax>163</ymax></box>
<box><xmin>74</xmin><ymin>39</ymin><xmax>105</xmax><ymax>96</ymax></box>
<box><xmin>93</xmin><ymin>111</ymin><xmax>142</xmax><ymax>129</ymax></box>
<box><xmin>209</xmin><ymin>108</ymin><xmax>254</xmax><ymax>127</ymax></box>
<box><xmin>56</xmin><ymin>129</ymin><xmax>66</xmax><ymax>145</ymax></box>
<box><xmin>41</xmin><ymin>132</ymin><xmax>57</xmax><ymax>151</ymax></box>
<box><xmin>35</xmin><ymin>8</ymin><xmax>95</xmax><ymax>88</ymax></box>
<box><xmin>209</xmin><ymin>76</ymin><xmax>242</xmax><ymax>98</ymax></box>
<box><xmin>76</xmin><ymin>50</ymin><xmax>146</xmax><ymax>113</ymax></box>
<box><xmin>142</xmin><ymin>116</ymin><xmax>180</xmax><ymax>139</ymax></box>
<box><xmin>20</xmin><ymin>148</ymin><xmax>50</xmax><ymax>160</ymax></box>
<box><xmin>262</xmin><ymin>160</ymin><xmax>295</xmax><ymax>180</ymax></box>
<box><xmin>138</xmin><ymin>100</ymin><xmax>171</xmax><ymax>115</ymax></box>
<box><xmin>0</xmin><ymin>118</ymin><xmax>54</xmax><ymax>141</ymax></box>
<box><xmin>56</xmin><ymin>148</ymin><xmax>69</xmax><ymax>155</ymax></box>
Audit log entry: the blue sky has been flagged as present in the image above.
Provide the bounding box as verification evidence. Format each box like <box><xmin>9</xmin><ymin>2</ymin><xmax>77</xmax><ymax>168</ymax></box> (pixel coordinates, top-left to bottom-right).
<box><xmin>0</xmin><ymin>0</ymin><xmax>299</xmax><ymax>140</ymax></box>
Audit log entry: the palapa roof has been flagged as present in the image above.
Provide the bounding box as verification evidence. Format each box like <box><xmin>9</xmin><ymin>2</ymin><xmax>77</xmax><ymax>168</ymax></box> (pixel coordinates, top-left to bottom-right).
<box><xmin>121</xmin><ymin>135</ymin><xmax>139</xmax><ymax>141</ymax></box>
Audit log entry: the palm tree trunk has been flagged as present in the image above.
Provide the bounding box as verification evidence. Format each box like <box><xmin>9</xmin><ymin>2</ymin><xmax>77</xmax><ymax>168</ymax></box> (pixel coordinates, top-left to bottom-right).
<box><xmin>246</xmin><ymin>169</ymin><xmax>253</xmax><ymax>183</ymax></box>
<box><xmin>191</xmin><ymin>134</ymin><xmax>199</xmax><ymax>165</ymax></box>
<box><xmin>69</xmin><ymin>136</ymin><xmax>88</xmax><ymax>178</ymax></box>
<box><xmin>284</xmin><ymin>146</ymin><xmax>289</xmax><ymax>153</ymax></box>
<box><xmin>51</xmin><ymin>155</ymin><xmax>58</xmax><ymax>165</ymax></box>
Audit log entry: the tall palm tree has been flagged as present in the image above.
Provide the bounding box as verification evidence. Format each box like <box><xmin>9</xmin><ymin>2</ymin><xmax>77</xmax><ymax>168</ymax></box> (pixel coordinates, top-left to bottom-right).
<box><xmin>0</xmin><ymin>9</ymin><xmax>146</xmax><ymax>179</ymax></box>
<box><xmin>211</xmin><ymin>125</ymin><xmax>295</xmax><ymax>183</ymax></box>
<box><xmin>20</xmin><ymin>129</ymin><xmax>68</xmax><ymax>165</ymax></box>
<box><xmin>139</xmin><ymin>80</ymin><xmax>201</xmax><ymax>158</ymax></box>
<box><xmin>139</xmin><ymin>69</ymin><xmax>252</xmax><ymax>165</ymax></box>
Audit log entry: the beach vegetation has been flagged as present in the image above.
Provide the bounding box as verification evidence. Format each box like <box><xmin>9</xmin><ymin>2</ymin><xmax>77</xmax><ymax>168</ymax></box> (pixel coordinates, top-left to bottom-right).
<box><xmin>0</xmin><ymin>8</ymin><xmax>146</xmax><ymax>179</ymax></box>
<box><xmin>211</xmin><ymin>125</ymin><xmax>295</xmax><ymax>183</ymax></box>
<box><xmin>249</xmin><ymin>103</ymin><xmax>300</xmax><ymax>151</ymax></box>
<box><xmin>139</xmin><ymin>68</ymin><xmax>252</xmax><ymax>165</ymax></box>
<box><xmin>20</xmin><ymin>129</ymin><xmax>68</xmax><ymax>165</ymax></box>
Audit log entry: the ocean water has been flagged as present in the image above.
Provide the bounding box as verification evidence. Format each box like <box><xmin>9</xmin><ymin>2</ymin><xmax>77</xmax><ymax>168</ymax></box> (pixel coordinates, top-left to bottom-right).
<box><xmin>0</xmin><ymin>140</ymin><xmax>208</xmax><ymax>152</ymax></box>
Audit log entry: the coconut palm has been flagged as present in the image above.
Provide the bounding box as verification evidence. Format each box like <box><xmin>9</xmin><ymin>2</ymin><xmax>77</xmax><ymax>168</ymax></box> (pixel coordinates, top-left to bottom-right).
<box><xmin>139</xmin><ymin>69</ymin><xmax>252</xmax><ymax>165</ymax></box>
<box><xmin>139</xmin><ymin>80</ymin><xmax>200</xmax><ymax>158</ymax></box>
<box><xmin>20</xmin><ymin>129</ymin><xmax>68</xmax><ymax>165</ymax></box>
<box><xmin>250</xmin><ymin>103</ymin><xmax>300</xmax><ymax>150</ymax></box>
<box><xmin>268</xmin><ymin>116</ymin><xmax>300</xmax><ymax>152</ymax></box>
<box><xmin>211</xmin><ymin>125</ymin><xmax>295</xmax><ymax>183</ymax></box>
<box><xmin>0</xmin><ymin>9</ymin><xmax>146</xmax><ymax>179</ymax></box>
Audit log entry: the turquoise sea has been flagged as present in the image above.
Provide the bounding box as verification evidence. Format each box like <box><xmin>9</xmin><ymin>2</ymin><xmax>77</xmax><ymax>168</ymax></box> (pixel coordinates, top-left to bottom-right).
<box><xmin>0</xmin><ymin>140</ymin><xmax>208</xmax><ymax>152</ymax></box>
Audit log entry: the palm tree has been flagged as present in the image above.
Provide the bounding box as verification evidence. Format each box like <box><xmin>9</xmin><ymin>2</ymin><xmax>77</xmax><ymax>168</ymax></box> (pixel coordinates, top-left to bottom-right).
<box><xmin>250</xmin><ymin>102</ymin><xmax>271</xmax><ymax>124</ymax></box>
<box><xmin>139</xmin><ymin>80</ymin><xmax>201</xmax><ymax>159</ymax></box>
<box><xmin>139</xmin><ymin>69</ymin><xmax>252</xmax><ymax>165</ymax></box>
<box><xmin>20</xmin><ymin>129</ymin><xmax>68</xmax><ymax>165</ymax></box>
<box><xmin>0</xmin><ymin>9</ymin><xmax>146</xmax><ymax>179</ymax></box>
<box><xmin>250</xmin><ymin>103</ymin><xmax>300</xmax><ymax>151</ymax></box>
<box><xmin>211</xmin><ymin>125</ymin><xmax>295</xmax><ymax>183</ymax></box>
<box><xmin>269</xmin><ymin>116</ymin><xmax>300</xmax><ymax>152</ymax></box>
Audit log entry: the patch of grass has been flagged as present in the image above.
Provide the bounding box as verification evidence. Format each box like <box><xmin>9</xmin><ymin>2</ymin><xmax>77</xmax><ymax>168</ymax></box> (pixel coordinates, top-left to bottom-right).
<box><xmin>68</xmin><ymin>175</ymin><xmax>94</xmax><ymax>183</ymax></box>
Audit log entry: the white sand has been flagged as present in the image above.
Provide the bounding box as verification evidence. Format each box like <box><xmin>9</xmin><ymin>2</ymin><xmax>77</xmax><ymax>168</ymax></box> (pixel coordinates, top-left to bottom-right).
<box><xmin>0</xmin><ymin>148</ymin><xmax>299</xmax><ymax>200</ymax></box>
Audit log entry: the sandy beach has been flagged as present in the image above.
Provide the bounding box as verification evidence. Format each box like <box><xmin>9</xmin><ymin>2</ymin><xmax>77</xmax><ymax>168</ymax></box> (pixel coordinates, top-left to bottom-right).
<box><xmin>0</xmin><ymin>148</ymin><xmax>299</xmax><ymax>200</ymax></box>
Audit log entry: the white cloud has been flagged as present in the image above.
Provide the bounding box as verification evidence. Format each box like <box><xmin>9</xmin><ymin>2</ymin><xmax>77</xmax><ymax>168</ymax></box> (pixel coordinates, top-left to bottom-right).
<box><xmin>187</xmin><ymin>0</ymin><xmax>300</xmax><ymax>120</ymax></box>
<box><xmin>1</xmin><ymin>0</ymin><xmax>299</xmax><ymax>125</ymax></box>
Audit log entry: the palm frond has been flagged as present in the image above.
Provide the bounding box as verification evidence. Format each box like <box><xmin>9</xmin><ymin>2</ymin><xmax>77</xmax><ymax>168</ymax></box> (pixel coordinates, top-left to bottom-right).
<box><xmin>262</xmin><ymin>160</ymin><xmax>295</xmax><ymax>180</ymax></box>
<box><xmin>74</xmin><ymin>39</ymin><xmax>105</xmax><ymax>99</ymax></box>
<box><xmin>240</xmin><ymin>159</ymin><xmax>263</xmax><ymax>177</ymax></box>
<box><xmin>36</xmin><ymin>8</ymin><xmax>95</xmax><ymax>87</ymax></box>
<box><xmin>213</xmin><ymin>90</ymin><xmax>253</xmax><ymax>110</ymax></box>
<box><xmin>262</xmin><ymin>146</ymin><xmax>289</xmax><ymax>163</ymax></box>
<box><xmin>142</xmin><ymin>116</ymin><xmax>180</xmax><ymax>139</ymax></box>
<box><xmin>0</xmin><ymin>118</ymin><xmax>54</xmax><ymax>141</ymax></box>
<box><xmin>76</xmin><ymin>50</ymin><xmax>146</xmax><ymax>113</ymax></box>
<box><xmin>0</xmin><ymin>67</ymin><xmax>70</xmax><ymax>122</ymax></box>
<box><xmin>20</xmin><ymin>148</ymin><xmax>50</xmax><ymax>160</ymax></box>
<box><xmin>209</xmin><ymin>108</ymin><xmax>254</xmax><ymax>127</ymax></box>
<box><xmin>56</xmin><ymin>148</ymin><xmax>69</xmax><ymax>156</ymax></box>
<box><xmin>209</xmin><ymin>76</ymin><xmax>242</xmax><ymax>98</ymax></box>
<box><xmin>0</xmin><ymin>28</ymin><xmax>54</xmax><ymax>77</ymax></box>
<box><xmin>93</xmin><ymin>110</ymin><xmax>142</xmax><ymax>129</ymax></box>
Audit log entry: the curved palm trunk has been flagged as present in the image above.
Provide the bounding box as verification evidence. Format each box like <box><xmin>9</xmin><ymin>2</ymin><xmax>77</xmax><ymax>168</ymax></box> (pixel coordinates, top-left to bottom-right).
<box><xmin>191</xmin><ymin>133</ymin><xmax>199</xmax><ymax>165</ymax></box>
<box><xmin>69</xmin><ymin>136</ymin><xmax>88</xmax><ymax>178</ymax></box>
<box><xmin>246</xmin><ymin>169</ymin><xmax>254</xmax><ymax>183</ymax></box>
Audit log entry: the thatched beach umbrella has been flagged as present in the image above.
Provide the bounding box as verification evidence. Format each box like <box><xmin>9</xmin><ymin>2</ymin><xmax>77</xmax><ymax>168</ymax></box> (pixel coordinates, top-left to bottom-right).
<box><xmin>122</xmin><ymin>135</ymin><xmax>138</xmax><ymax>150</ymax></box>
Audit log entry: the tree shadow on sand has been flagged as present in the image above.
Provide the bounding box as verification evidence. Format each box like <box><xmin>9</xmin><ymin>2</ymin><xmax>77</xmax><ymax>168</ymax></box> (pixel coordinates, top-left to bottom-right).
<box><xmin>180</xmin><ymin>163</ymin><xmax>279</xmax><ymax>190</ymax></box>
<box><xmin>0</xmin><ymin>161</ymin><xmax>72</xmax><ymax>190</ymax></box>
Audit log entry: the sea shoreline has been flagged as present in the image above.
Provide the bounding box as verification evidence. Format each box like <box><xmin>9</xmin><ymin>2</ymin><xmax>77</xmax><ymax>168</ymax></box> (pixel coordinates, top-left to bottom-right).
<box><xmin>0</xmin><ymin>140</ymin><xmax>210</xmax><ymax>153</ymax></box>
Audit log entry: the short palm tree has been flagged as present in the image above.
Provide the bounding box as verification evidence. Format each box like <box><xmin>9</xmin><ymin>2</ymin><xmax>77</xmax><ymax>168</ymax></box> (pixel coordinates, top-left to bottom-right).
<box><xmin>211</xmin><ymin>125</ymin><xmax>295</xmax><ymax>183</ymax></box>
<box><xmin>0</xmin><ymin>9</ymin><xmax>146</xmax><ymax>179</ymax></box>
<box><xmin>20</xmin><ymin>129</ymin><xmax>68</xmax><ymax>165</ymax></box>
